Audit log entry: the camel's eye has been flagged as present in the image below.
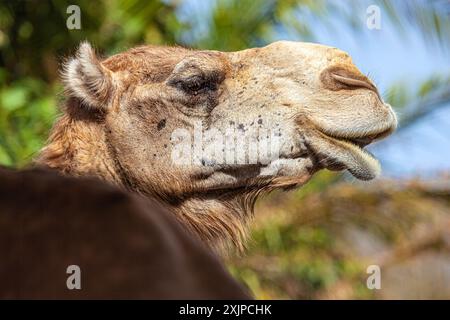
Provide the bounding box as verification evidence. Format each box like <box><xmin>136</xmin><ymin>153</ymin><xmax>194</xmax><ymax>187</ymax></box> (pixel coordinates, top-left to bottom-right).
<box><xmin>183</xmin><ymin>77</ymin><xmax>207</xmax><ymax>93</ymax></box>
<box><xmin>177</xmin><ymin>75</ymin><xmax>217</xmax><ymax>95</ymax></box>
<box><xmin>167</xmin><ymin>57</ymin><xmax>223</xmax><ymax>99</ymax></box>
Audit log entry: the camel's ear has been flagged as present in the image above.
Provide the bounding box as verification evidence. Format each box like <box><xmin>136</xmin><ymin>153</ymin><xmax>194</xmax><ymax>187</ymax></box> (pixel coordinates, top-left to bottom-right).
<box><xmin>62</xmin><ymin>41</ymin><xmax>113</xmax><ymax>110</ymax></box>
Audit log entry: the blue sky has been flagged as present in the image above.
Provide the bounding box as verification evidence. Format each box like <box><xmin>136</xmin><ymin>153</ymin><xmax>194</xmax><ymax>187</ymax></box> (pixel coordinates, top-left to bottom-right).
<box><xmin>371</xmin><ymin>101</ymin><xmax>450</xmax><ymax>178</ymax></box>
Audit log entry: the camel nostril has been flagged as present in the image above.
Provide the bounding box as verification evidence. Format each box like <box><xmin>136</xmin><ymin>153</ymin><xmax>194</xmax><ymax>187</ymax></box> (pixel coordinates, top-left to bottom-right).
<box><xmin>331</xmin><ymin>73</ymin><xmax>380</xmax><ymax>98</ymax></box>
<box><xmin>320</xmin><ymin>66</ymin><xmax>382</xmax><ymax>101</ymax></box>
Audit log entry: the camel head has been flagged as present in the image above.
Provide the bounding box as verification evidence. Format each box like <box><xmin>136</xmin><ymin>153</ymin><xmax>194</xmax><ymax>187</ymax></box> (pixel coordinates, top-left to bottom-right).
<box><xmin>38</xmin><ymin>41</ymin><xmax>397</xmax><ymax>252</ymax></box>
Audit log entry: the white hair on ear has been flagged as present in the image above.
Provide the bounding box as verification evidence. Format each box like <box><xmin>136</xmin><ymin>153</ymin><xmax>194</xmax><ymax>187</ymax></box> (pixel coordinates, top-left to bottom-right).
<box><xmin>62</xmin><ymin>41</ymin><xmax>113</xmax><ymax>110</ymax></box>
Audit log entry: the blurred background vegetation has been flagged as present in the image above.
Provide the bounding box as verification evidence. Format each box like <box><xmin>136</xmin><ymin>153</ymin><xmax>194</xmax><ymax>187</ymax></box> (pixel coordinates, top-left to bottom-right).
<box><xmin>1</xmin><ymin>0</ymin><xmax>450</xmax><ymax>299</ymax></box>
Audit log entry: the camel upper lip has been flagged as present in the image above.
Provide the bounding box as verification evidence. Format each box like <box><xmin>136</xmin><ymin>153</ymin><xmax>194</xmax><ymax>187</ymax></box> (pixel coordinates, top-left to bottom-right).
<box><xmin>323</xmin><ymin>127</ymin><xmax>394</xmax><ymax>149</ymax></box>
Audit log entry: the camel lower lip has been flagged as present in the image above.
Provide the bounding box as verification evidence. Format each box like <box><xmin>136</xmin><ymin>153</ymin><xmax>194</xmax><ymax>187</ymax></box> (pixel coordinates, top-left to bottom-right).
<box><xmin>309</xmin><ymin>133</ymin><xmax>381</xmax><ymax>180</ymax></box>
<box><xmin>337</xmin><ymin>141</ymin><xmax>380</xmax><ymax>180</ymax></box>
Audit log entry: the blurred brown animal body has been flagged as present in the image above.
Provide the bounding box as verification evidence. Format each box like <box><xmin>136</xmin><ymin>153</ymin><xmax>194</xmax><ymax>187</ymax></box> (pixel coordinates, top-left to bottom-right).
<box><xmin>0</xmin><ymin>166</ymin><xmax>250</xmax><ymax>299</ymax></box>
<box><xmin>36</xmin><ymin>41</ymin><xmax>397</xmax><ymax>252</ymax></box>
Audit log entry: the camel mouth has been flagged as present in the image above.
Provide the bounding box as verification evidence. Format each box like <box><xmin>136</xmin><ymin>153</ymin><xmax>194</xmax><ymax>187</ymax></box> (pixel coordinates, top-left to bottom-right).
<box><xmin>307</xmin><ymin>131</ymin><xmax>383</xmax><ymax>181</ymax></box>
<box><xmin>343</xmin><ymin>136</ymin><xmax>374</xmax><ymax>148</ymax></box>
<box><xmin>300</xmin><ymin>111</ymin><xmax>398</xmax><ymax>181</ymax></box>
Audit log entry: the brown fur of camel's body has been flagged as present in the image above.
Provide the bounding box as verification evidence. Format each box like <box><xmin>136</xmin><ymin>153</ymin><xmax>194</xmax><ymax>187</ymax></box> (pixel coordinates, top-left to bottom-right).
<box><xmin>0</xmin><ymin>166</ymin><xmax>250</xmax><ymax>299</ymax></box>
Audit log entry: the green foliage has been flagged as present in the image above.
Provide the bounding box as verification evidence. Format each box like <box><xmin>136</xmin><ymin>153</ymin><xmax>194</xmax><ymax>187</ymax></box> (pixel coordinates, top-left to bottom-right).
<box><xmin>230</xmin><ymin>182</ymin><xmax>450</xmax><ymax>299</ymax></box>
<box><xmin>0</xmin><ymin>69</ymin><xmax>59</xmax><ymax>166</ymax></box>
<box><xmin>0</xmin><ymin>0</ymin><xmax>182</xmax><ymax>82</ymax></box>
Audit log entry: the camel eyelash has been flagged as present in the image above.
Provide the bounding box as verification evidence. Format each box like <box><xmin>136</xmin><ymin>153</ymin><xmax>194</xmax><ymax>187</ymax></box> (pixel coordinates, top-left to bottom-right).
<box><xmin>176</xmin><ymin>75</ymin><xmax>218</xmax><ymax>94</ymax></box>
